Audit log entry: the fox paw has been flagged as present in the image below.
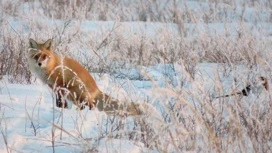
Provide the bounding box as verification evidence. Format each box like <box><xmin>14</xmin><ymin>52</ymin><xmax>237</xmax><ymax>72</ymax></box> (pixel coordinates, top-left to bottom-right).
<box><xmin>56</xmin><ymin>100</ymin><xmax>68</xmax><ymax>108</ymax></box>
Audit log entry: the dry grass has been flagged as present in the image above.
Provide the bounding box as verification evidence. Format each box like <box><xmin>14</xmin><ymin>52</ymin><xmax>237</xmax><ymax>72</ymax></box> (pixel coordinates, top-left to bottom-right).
<box><xmin>1</xmin><ymin>0</ymin><xmax>272</xmax><ymax>152</ymax></box>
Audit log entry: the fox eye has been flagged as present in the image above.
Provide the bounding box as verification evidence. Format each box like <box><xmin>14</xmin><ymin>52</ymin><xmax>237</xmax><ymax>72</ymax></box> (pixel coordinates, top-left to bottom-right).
<box><xmin>38</xmin><ymin>62</ymin><xmax>42</xmax><ymax>67</ymax></box>
<box><xmin>40</xmin><ymin>54</ymin><xmax>47</xmax><ymax>61</ymax></box>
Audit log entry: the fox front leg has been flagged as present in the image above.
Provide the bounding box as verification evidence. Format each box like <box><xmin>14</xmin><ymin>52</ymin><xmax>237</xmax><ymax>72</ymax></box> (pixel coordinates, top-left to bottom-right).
<box><xmin>56</xmin><ymin>91</ymin><xmax>68</xmax><ymax>108</ymax></box>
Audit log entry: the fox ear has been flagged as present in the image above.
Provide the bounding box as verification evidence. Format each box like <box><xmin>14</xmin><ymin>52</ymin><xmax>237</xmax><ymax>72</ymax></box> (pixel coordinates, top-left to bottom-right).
<box><xmin>29</xmin><ymin>38</ymin><xmax>38</xmax><ymax>49</ymax></box>
<box><xmin>44</xmin><ymin>39</ymin><xmax>52</xmax><ymax>50</ymax></box>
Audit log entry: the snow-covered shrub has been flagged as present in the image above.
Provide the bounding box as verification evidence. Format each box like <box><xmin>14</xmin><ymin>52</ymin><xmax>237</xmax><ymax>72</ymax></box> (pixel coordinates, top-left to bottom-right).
<box><xmin>1</xmin><ymin>0</ymin><xmax>272</xmax><ymax>152</ymax></box>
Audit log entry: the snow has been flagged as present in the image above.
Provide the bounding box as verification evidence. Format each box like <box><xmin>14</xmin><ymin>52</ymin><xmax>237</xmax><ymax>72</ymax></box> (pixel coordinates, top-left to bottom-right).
<box><xmin>0</xmin><ymin>80</ymin><xmax>143</xmax><ymax>152</ymax></box>
<box><xmin>1</xmin><ymin>0</ymin><xmax>272</xmax><ymax>152</ymax></box>
<box><xmin>1</xmin><ymin>61</ymin><xmax>270</xmax><ymax>152</ymax></box>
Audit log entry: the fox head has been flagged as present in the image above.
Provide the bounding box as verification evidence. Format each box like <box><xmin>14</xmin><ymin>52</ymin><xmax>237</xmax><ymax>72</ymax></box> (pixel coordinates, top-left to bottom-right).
<box><xmin>28</xmin><ymin>38</ymin><xmax>53</xmax><ymax>68</ymax></box>
<box><xmin>27</xmin><ymin>38</ymin><xmax>59</xmax><ymax>83</ymax></box>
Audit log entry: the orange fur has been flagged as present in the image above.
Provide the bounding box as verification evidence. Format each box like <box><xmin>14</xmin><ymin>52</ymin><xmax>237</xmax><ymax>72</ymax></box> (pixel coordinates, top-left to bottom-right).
<box><xmin>27</xmin><ymin>39</ymin><xmax>140</xmax><ymax>115</ymax></box>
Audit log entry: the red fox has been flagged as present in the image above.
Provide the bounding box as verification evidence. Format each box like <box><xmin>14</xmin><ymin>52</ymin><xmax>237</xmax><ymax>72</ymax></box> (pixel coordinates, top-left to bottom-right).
<box><xmin>27</xmin><ymin>38</ymin><xmax>142</xmax><ymax>115</ymax></box>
